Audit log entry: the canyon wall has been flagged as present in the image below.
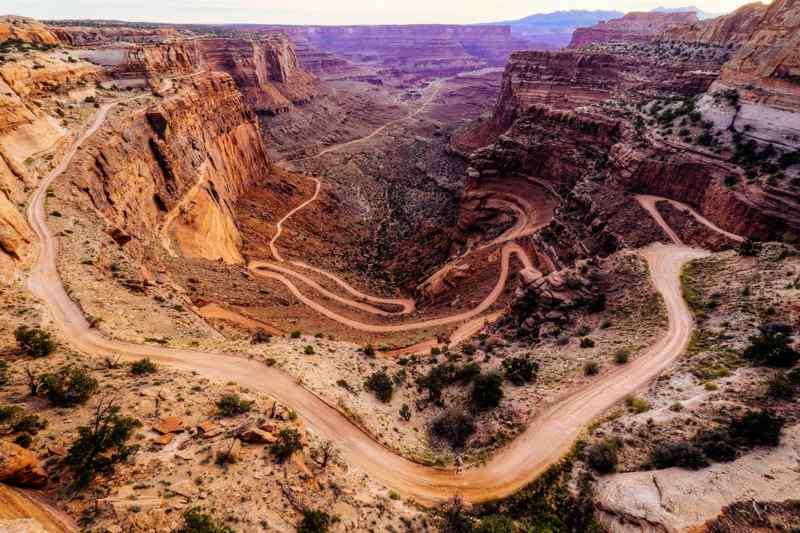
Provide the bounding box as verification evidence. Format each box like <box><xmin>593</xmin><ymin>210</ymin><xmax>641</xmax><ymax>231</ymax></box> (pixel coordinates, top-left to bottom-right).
<box><xmin>231</xmin><ymin>24</ymin><xmax>528</xmax><ymax>75</ymax></box>
<box><xmin>123</xmin><ymin>36</ymin><xmax>318</xmax><ymax>114</ymax></box>
<box><xmin>71</xmin><ymin>72</ymin><xmax>271</xmax><ymax>264</ymax></box>
<box><xmin>657</xmin><ymin>2</ymin><xmax>768</xmax><ymax>46</ymax></box>
<box><xmin>51</xmin><ymin>26</ymin><xmax>177</xmax><ymax>46</ymax></box>
<box><xmin>569</xmin><ymin>11</ymin><xmax>699</xmax><ymax>48</ymax></box>
<box><xmin>0</xmin><ymin>16</ymin><xmax>60</xmax><ymax>44</ymax></box>
<box><xmin>0</xmin><ymin>53</ymin><xmax>102</xmax><ymax>283</ymax></box>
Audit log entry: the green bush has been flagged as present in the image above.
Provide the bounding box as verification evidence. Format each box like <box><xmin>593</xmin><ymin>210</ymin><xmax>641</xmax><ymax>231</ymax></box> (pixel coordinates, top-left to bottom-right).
<box><xmin>298</xmin><ymin>509</ymin><xmax>335</xmax><ymax>533</ymax></box>
<box><xmin>400</xmin><ymin>403</ymin><xmax>411</xmax><ymax>421</ymax></box>
<box><xmin>431</xmin><ymin>410</ymin><xmax>475</xmax><ymax>449</ymax></box>
<box><xmin>271</xmin><ymin>428</ymin><xmax>303</xmax><ymax>461</ymax></box>
<box><xmin>40</xmin><ymin>367</ymin><xmax>98</xmax><ymax>406</ymax></box>
<box><xmin>695</xmin><ymin>429</ymin><xmax>737</xmax><ymax>463</ymax></box>
<box><xmin>587</xmin><ymin>439</ymin><xmax>618</xmax><ymax>474</ymax></box>
<box><xmin>474</xmin><ymin>515</ymin><xmax>516</xmax><ymax>533</ymax></box>
<box><xmin>743</xmin><ymin>323</ymin><xmax>799</xmax><ymax>367</ymax></box>
<box><xmin>579</xmin><ymin>338</ymin><xmax>595</xmax><ymax>349</ymax></box>
<box><xmin>176</xmin><ymin>507</ymin><xmax>233</xmax><ymax>533</ymax></box>
<box><xmin>130</xmin><ymin>358</ymin><xmax>157</xmax><ymax>375</ymax></box>
<box><xmin>363</xmin><ymin>345</ymin><xmax>376</xmax><ymax>357</ymax></box>
<box><xmin>502</xmin><ymin>356</ymin><xmax>538</xmax><ymax>385</ymax></box>
<box><xmin>650</xmin><ymin>442</ymin><xmax>708</xmax><ymax>470</ymax></box>
<box><xmin>737</xmin><ymin>238</ymin><xmax>762</xmax><ymax>257</ymax></box>
<box><xmin>0</xmin><ymin>405</ymin><xmax>24</xmax><ymax>422</ymax></box>
<box><xmin>13</xmin><ymin>434</ymin><xmax>32</xmax><ymax>449</ymax></box>
<box><xmin>471</xmin><ymin>373</ymin><xmax>503</xmax><ymax>410</ymax></box>
<box><xmin>729</xmin><ymin>410</ymin><xmax>784</xmax><ymax>447</ymax></box>
<box><xmin>290</xmin><ymin>330</ymin><xmax>301</xmax><ymax>339</ymax></box>
<box><xmin>364</xmin><ymin>371</ymin><xmax>393</xmax><ymax>402</ymax></box>
<box><xmin>216</xmin><ymin>394</ymin><xmax>253</xmax><ymax>417</ymax></box>
<box><xmin>304</xmin><ymin>345</ymin><xmax>315</xmax><ymax>355</ymax></box>
<box><xmin>455</xmin><ymin>361</ymin><xmax>481</xmax><ymax>384</ymax></box>
<box><xmin>13</xmin><ymin>413</ymin><xmax>47</xmax><ymax>434</ymax></box>
<box><xmin>624</xmin><ymin>394</ymin><xmax>650</xmax><ymax>413</ymax></box>
<box><xmin>614</xmin><ymin>349</ymin><xmax>630</xmax><ymax>364</ymax></box>
<box><xmin>67</xmin><ymin>401</ymin><xmax>140</xmax><ymax>488</ymax></box>
<box><xmin>583</xmin><ymin>361</ymin><xmax>600</xmax><ymax>376</ymax></box>
<box><xmin>14</xmin><ymin>327</ymin><xmax>56</xmax><ymax>358</ymax></box>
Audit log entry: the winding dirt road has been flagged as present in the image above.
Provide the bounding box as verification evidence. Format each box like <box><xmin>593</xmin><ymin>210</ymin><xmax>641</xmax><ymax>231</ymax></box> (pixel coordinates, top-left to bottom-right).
<box><xmin>22</xmin><ymin>95</ymin><xmax>741</xmax><ymax>510</ymax></box>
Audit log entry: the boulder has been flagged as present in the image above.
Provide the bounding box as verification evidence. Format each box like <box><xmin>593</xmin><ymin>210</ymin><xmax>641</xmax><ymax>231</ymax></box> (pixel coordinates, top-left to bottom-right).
<box><xmin>0</xmin><ymin>440</ymin><xmax>47</xmax><ymax>488</ymax></box>
<box><xmin>240</xmin><ymin>428</ymin><xmax>277</xmax><ymax>444</ymax></box>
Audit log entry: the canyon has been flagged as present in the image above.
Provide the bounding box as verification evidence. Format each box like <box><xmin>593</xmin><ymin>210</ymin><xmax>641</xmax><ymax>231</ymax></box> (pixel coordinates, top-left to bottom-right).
<box><xmin>1</xmin><ymin>3</ymin><xmax>799</xmax><ymax>533</ymax></box>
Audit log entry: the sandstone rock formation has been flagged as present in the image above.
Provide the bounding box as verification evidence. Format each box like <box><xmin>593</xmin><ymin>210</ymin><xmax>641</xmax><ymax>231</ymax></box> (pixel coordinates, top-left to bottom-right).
<box><xmin>123</xmin><ymin>36</ymin><xmax>318</xmax><ymax>114</ymax></box>
<box><xmin>569</xmin><ymin>11</ymin><xmax>699</xmax><ymax>48</ymax></box>
<box><xmin>0</xmin><ymin>440</ymin><xmax>47</xmax><ymax>488</ymax></box>
<box><xmin>50</xmin><ymin>26</ymin><xmax>177</xmax><ymax>46</ymax></box>
<box><xmin>0</xmin><ymin>16</ymin><xmax>59</xmax><ymax>45</ymax></box>
<box><xmin>71</xmin><ymin>72</ymin><xmax>271</xmax><ymax>264</ymax></box>
<box><xmin>657</xmin><ymin>2</ymin><xmax>768</xmax><ymax>46</ymax></box>
<box><xmin>0</xmin><ymin>51</ymin><xmax>101</xmax><ymax>282</ymax></box>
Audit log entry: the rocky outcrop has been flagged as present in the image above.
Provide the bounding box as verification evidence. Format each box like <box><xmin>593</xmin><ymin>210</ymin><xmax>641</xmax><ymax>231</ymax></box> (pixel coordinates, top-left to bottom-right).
<box><xmin>0</xmin><ymin>16</ymin><xmax>59</xmax><ymax>45</ymax></box>
<box><xmin>0</xmin><ymin>440</ymin><xmax>47</xmax><ymax>488</ymax></box>
<box><xmin>0</xmin><ymin>53</ymin><xmax>100</xmax><ymax>283</ymax></box>
<box><xmin>569</xmin><ymin>11</ymin><xmax>699</xmax><ymax>48</ymax></box>
<box><xmin>50</xmin><ymin>26</ymin><xmax>177</xmax><ymax>46</ymax></box>
<box><xmin>717</xmin><ymin>0</ymin><xmax>800</xmax><ymax>113</ymax></box>
<box><xmin>124</xmin><ymin>36</ymin><xmax>318</xmax><ymax>114</ymax></box>
<box><xmin>596</xmin><ymin>425</ymin><xmax>800</xmax><ymax>532</ymax></box>
<box><xmin>657</xmin><ymin>2</ymin><xmax>768</xmax><ymax>46</ymax></box>
<box><xmin>71</xmin><ymin>72</ymin><xmax>271</xmax><ymax>264</ymax></box>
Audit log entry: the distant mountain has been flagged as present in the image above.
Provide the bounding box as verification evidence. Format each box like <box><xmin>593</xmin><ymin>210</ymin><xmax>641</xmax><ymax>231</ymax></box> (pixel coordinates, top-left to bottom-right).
<box><xmin>651</xmin><ymin>6</ymin><xmax>723</xmax><ymax>19</ymax></box>
<box><xmin>481</xmin><ymin>10</ymin><xmax>623</xmax><ymax>50</ymax></box>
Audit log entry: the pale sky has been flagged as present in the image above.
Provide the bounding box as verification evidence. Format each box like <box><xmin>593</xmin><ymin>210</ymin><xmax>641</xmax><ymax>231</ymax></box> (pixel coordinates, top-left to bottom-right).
<box><xmin>7</xmin><ymin>0</ymin><xmax>760</xmax><ymax>25</ymax></box>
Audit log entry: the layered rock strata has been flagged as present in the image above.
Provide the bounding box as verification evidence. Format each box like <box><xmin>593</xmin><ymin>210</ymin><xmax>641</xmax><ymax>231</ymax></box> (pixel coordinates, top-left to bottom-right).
<box><xmin>569</xmin><ymin>11</ymin><xmax>699</xmax><ymax>48</ymax></box>
<box><xmin>123</xmin><ymin>36</ymin><xmax>317</xmax><ymax>114</ymax></box>
<box><xmin>657</xmin><ymin>2</ymin><xmax>768</xmax><ymax>46</ymax></box>
<box><xmin>71</xmin><ymin>72</ymin><xmax>270</xmax><ymax>264</ymax></box>
<box><xmin>0</xmin><ymin>16</ymin><xmax>59</xmax><ymax>44</ymax></box>
<box><xmin>51</xmin><ymin>26</ymin><xmax>177</xmax><ymax>46</ymax></box>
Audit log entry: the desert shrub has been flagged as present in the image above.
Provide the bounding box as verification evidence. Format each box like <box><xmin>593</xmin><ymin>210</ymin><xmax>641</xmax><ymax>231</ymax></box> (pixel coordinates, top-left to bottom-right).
<box><xmin>304</xmin><ymin>345</ymin><xmax>315</xmax><ymax>355</ymax></box>
<box><xmin>290</xmin><ymin>330</ymin><xmax>301</xmax><ymax>339</ymax></box>
<box><xmin>177</xmin><ymin>507</ymin><xmax>233</xmax><ymax>533</ymax></box>
<box><xmin>461</xmin><ymin>343</ymin><xmax>476</xmax><ymax>356</ymax></box>
<box><xmin>14</xmin><ymin>327</ymin><xmax>56</xmax><ymax>358</ymax></box>
<box><xmin>432</xmin><ymin>410</ymin><xmax>475</xmax><ymax>449</ymax></box>
<box><xmin>474</xmin><ymin>515</ymin><xmax>516</xmax><ymax>533</ymax></box>
<box><xmin>583</xmin><ymin>361</ymin><xmax>600</xmax><ymax>376</ymax></box>
<box><xmin>576</xmin><ymin>325</ymin><xmax>592</xmax><ymax>337</ymax></box>
<box><xmin>363</xmin><ymin>345</ymin><xmax>376</xmax><ymax>357</ymax></box>
<box><xmin>624</xmin><ymin>394</ymin><xmax>649</xmax><ymax>413</ymax></box>
<box><xmin>614</xmin><ymin>349</ymin><xmax>630</xmax><ymax>364</ymax></box>
<box><xmin>417</xmin><ymin>363</ymin><xmax>457</xmax><ymax>402</ymax></box>
<box><xmin>471</xmin><ymin>373</ymin><xmax>503</xmax><ymax>410</ymax></box>
<box><xmin>743</xmin><ymin>323</ymin><xmax>799</xmax><ymax>368</ymax></box>
<box><xmin>40</xmin><ymin>367</ymin><xmax>98</xmax><ymax>406</ymax></box>
<box><xmin>502</xmin><ymin>356</ymin><xmax>538</xmax><ymax>385</ymax></box>
<box><xmin>13</xmin><ymin>434</ymin><xmax>32</xmax><ymax>449</ymax></box>
<box><xmin>130</xmin><ymin>358</ymin><xmax>157</xmax><ymax>375</ymax></box>
<box><xmin>271</xmin><ymin>428</ymin><xmax>303</xmax><ymax>461</ymax></box>
<box><xmin>0</xmin><ymin>360</ymin><xmax>8</xmax><ymax>386</ymax></box>
<box><xmin>298</xmin><ymin>509</ymin><xmax>335</xmax><ymax>533</ymax></box>
<box><xmin>0</xmin><ymin>405</ymin><xmax>24</xmax><ymax>422</ymax></box>
<box><xmin>364</xmin><ymin>371</ymin><xmax>393</xmax><ymax>403</ymax></box>
<box><xmin>216</xmin><ymin>394</ymin><xmax>253</xmax><ymax>417</ymax></box>
<box><xmin>579</xmin><ymin>338</ymin><xmax>595</xmax><ymax>349</ymax></box>
<box><xmin>729</xmin><ymin>410</ymin><xmax>784</xmax><ymax>448</ymax></box>
<box><xmin>67</xmin><ymin>400</ymin><xmax>140</xmax><ymax>488</ymax></box>
<box><xmin>650</xmin><ymin>442</ymin><xmax>708</xmax><ymax>470</ymax></box>
<box><xmin>455</xmin><ymin>362</ymin><xmax>481</xmax><ymax>384</ymax></box>
<box><xmin>13</xmin><ymin>413</ymin><xmax>47</xmax><ymax>434</ymax></box>
<box><xmin>251</xmin><ymin>329</ymin><xmax>271</xmax><ymax>344</ymax></box>
<box><xmin>400</xmin><ymin>403</ymin><xmax>411</xmax><ymax>421</ymax></box>
<box><xmin>695</xmin><ymin>429</ymin><xmax>738</xmax><ymax>463</ymax></box>
<box><xmin>737</xmin><ymin>238</ymin><xmax>762</xmax><ymax>257</ymax></box>
<box><xmin>587</xmin><ymin>439</ymin><xmax>618</xmax><ymax>474</ymax></box>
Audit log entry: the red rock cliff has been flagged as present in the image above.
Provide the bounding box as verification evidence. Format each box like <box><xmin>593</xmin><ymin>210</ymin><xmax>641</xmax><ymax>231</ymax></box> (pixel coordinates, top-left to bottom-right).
<box><xmin>657</xmin><ymin>2</ymin><xmax>768</xmax><ymax>46</ymax></box>
<box><xmin>125</xmin><ymin>36</ymin><xmax>318</xmax><ymax>114</ymax></box>
<box><xmin>569</xmin><ymin>11</ymin><xmax>698</xmax><ymax>48</ymax></box>
<box><xmin>70</xmin><ymin>72</ymin><xmax>271</xmax><ymax>264</ymax></box>
<box><xmin>0</xmin><ymin>16</ymin><xmax>59</xmax><ymax>44</ymax></box>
